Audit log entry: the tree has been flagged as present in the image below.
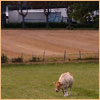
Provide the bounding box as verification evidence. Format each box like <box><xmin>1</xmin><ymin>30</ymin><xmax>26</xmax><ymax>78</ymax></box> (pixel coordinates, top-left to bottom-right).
<box><xmin>66</xmin><ymin>6</ymin><xmax>72</xmax><ymax>29</ymax></box>
<box><xmin>44</xmin><ymin>8</ymin><xmax>51</xmax><ymax>28</ymax></box>
<box><xmin>69</xmin><ymin>1</ymin><xmax>99</xmax><ymax>24</ymax></box>
<box><xmin>65</xmin><ymin>2</ymin><xmax>73</xmax><ymax>29</ymax></box>
<box><xmin>17</xmin><ymin>1</ymin><xmax>29</xmax><ymax>29</ymax></box>
<box><xmin>44</xmin><ymin>2</ymin><xmax>51</xmax><ymax>28</ymax></box>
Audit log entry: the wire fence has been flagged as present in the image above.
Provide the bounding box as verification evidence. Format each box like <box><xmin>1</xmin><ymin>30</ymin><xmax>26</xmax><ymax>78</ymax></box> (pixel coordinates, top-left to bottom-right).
<box><xmin>2</xmin><ymin>50</ymin><xmax>99</xmax><ymax>64</ymax></box>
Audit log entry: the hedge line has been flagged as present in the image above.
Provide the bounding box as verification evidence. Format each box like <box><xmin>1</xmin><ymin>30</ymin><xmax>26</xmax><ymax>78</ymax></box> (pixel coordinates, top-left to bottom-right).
<box><xmin>3</xmin><ymin>22</ymin><xmax>98</xmax><ymax>29</ymax></box>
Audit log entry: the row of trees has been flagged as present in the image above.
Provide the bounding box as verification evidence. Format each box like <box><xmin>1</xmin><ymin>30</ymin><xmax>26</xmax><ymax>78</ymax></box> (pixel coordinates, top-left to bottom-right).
<box><xmin>1</xmin><ymin>1</ymin><xmax>99</xmax><ymax>29</ymax></box>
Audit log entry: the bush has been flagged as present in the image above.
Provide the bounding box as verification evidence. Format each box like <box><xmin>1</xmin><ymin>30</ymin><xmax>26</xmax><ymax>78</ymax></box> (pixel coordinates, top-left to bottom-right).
<box><xmin>49</xmin><ymin>22</ymin><xmax>67</xmax><ymax>28</ymax></box>
<box><xmin>4</xmin><ymin>23</ymin><xmax>22</xmax><ymax>28</ymax></box>
<box><xmin>77</xmin><ymin>57</ymin><xmax>99</xmax><ymax>60</ymax></box>
<box><xmin>1</xmin><ymin>54</ymin><xmax>9</xmax><ymax>63</ymax></box>
<box><xmin>4</xmin><ymin>22</ymin><xmax>67</xmax><ymax>29</ymax></box>
<box><xmin>25</xmin><ymin>22</ymin><xmax>46</xmax><ymax>28</ymax></box>
<box><xmin>3</xmin><ymin>22</ymin><xmax>99</xmax><ymax>29</ymax></box>
<box><xmin>29</xmin><ymin>56</ymin><xmax>40</xmax><ymax>62</ymax></box>
<box><xmin>11</xmin><ymin>57</ymin><xmax>23</xmax><ymax>63</ymax></box>
<box><xmin>71</xmin><ymin>23</ymin><xmax>99</xmax><ymax>29</ymax></box>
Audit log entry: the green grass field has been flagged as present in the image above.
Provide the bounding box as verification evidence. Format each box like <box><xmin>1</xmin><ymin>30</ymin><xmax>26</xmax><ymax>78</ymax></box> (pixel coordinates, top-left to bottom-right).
<box><xmin>1</xmin><ymin>62</ymin><xmax>99</xmax><ymax>99</ymax></box>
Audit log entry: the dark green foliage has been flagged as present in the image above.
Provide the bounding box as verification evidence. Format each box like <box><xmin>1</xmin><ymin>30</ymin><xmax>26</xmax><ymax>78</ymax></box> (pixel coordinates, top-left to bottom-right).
<box><xmin>71</xmin><ymin>23</ymin><xmax>98</xmax><ymax>29</ymax></box>
<box><xmin>4</xmin><ymin>22</ymin><xmax>67</xmax><ymax>28</ymax></box>
<box><xmin>29</xmin><ymin>56</ymin><xmax>40</xmax><ymax>62</ymax></box>
<box><xmin>1</xmin><ymin>54</ymin><xmax>8</xmax><ymax>63</ymax></box>
<box><xmin>4</xmin><ymin>23</ymin><xmax>22</xmax><ymax>28</ymax></box>
<box><xmin>11</xmin><ymin>57</ymin><xmax>23</xmax><ymax>63</ymax></box>
<box><xmin>49</xmin><ymin>22</ymin><xmax>67</xmax><ymax>28</ymax></box>
<box><xmin>25</xmin><ymin>22</ymin><xmax>46</xmax><ymax>28</ymax></box>
<box><xmin>3</xmin><ymin>22</ymin><xmax>98</xmax><ymax>29</ymax></box>
<box><xmin>70</xmin><ymin>1</ymin><xmax>99</xmax><ymax>24</ymax></box>
<box><xmin>77</xmin><ymin>57</ymin><xmax>99</xmax><ymax>60</ymax></box>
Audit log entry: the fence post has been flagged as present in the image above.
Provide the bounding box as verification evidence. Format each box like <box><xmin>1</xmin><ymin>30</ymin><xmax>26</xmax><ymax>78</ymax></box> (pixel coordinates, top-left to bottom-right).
<box><xmin>31</xmin><ymin>53</ymin><xmax>34</xmax><ymax>62</ymax></box>
<box><xmin>64</xmin><ymin>50</ymin><xmax>66</xmax><ymax>61</ymax></box>
<box><xmin>21</xmin><ymin>52</ymin><xmax>24</xmax><ymax>62</ymax></box>
<box><xmin>43</xmin><ymin>50</ymin><xmax>45</xmax><ymax>63</ymax></box>
<box><xmin>79</xmin><ymin>50</ymin><xmax>82</xmax><ymax>60</ymax></box>
<box><xmin>98</xmin><ymin>49</ymin><xmax>99</xmax><ymax>58</ymax></box>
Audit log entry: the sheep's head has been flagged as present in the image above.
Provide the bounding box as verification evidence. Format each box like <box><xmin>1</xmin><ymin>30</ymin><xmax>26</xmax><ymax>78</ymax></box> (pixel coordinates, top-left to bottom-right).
<box><xmin>54</xmin><ymin>82</ymin><xmax>63</xmax><ymax>92</ymax></box>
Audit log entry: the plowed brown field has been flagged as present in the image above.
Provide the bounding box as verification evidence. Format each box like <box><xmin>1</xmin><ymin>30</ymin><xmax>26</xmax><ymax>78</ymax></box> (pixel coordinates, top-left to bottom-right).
<box><xmin>1</xmin><ymin>29</ymin><xmax>99</xmax><ymax>58</ymax></box>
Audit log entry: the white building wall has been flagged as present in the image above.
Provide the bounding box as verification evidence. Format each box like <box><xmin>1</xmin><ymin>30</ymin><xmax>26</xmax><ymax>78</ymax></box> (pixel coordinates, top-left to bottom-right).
<box><xmin>25</xmin><ymin>12</ymin><xmax>46</xmax><ymax>22</ymax></box>
<box><xmin>8</xmin><ymin>10</ymin><xmax>61</xmax><ymax>23</ymax></box>
<box><xmin>8</xmin><ymin>10</ymin><xmax>20</xmax><ymax>23</ymax></box>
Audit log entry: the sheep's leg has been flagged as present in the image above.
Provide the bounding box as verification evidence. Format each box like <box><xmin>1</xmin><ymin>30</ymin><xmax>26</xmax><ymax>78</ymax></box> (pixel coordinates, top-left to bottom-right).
<box><xmin>64</xmin><ymin>88</ymin><xmax>68</xmax><ymax>97</ymax></box>
<box><xmin>69</xmin><ymin>87</ymin><xmax>72</xmax><ymax>96</ymax></box>
<box><xmin>62</xmin><ymin>88</ymin><xmax>64</xmax><ymax>94</ymax></box>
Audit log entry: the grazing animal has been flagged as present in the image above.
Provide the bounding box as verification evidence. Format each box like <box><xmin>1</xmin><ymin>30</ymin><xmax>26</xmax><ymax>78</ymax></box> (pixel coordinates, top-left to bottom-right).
<box><xmin>54</xmin><ymin>72</ymin><xmax>74</xmax><ymax>97</ymax></box>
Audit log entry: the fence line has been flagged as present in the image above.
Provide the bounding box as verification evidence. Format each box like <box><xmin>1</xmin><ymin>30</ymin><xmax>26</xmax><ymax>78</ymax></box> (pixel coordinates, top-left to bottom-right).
<box><xmin>1</xmin><ymin>50</ymin><xmax>99</xmax><ymax>63</ymax></box>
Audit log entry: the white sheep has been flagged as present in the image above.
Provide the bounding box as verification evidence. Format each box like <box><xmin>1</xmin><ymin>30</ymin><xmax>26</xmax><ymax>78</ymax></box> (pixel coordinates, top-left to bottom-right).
<box><xmin>54</xmin><ymin>72</ymin><xmax>74</xmax><ymax>96</ymax></box>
